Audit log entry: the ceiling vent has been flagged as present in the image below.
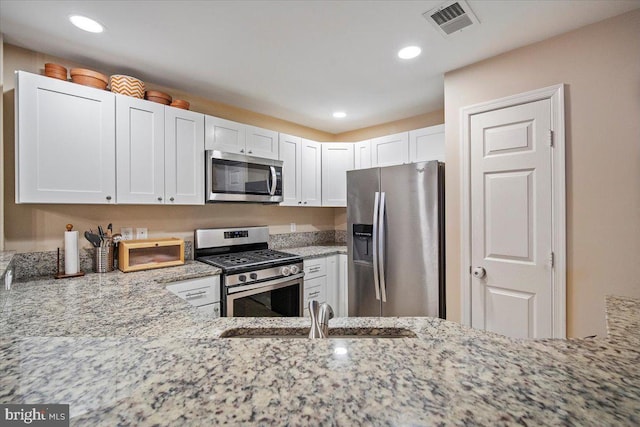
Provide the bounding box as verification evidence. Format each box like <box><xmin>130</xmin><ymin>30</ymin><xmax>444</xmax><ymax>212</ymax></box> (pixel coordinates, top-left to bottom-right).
<box><xmin>423</xmin><ymin>0</ymin><xmax>479</xmax><ymax>37</ymax></box>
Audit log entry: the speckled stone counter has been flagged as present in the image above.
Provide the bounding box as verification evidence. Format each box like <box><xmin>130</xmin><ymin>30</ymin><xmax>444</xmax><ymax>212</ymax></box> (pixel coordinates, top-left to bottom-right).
<box><xmin>281</xmin><ymin>245</ymin><xmax>347</xmax><ymax>259</ymax></box>
<box><xmin>1</xmin><ymin>265</ymin><xmax>639</xmax><ymax>425</ymax></box>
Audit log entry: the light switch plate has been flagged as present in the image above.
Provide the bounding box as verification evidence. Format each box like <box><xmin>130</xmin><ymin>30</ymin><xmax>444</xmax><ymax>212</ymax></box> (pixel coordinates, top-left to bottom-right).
<box><xmin>136</xmin><ymin>228</ymin><xmax>148</xmax><ymax>239</ymax></box>
<box><xmin>121</xmin><ymin>227</ymin><xmax>133</xmax><ymax>240</ymax></box>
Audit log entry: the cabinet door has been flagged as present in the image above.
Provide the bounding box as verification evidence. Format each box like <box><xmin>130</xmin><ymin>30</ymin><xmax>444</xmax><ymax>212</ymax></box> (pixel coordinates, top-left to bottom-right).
<box><xmin>165</xmin><ymin>107</ymin><xmax>205</xmax><ymax>205</ymax></box>
<box><xmin>205</xmin><ymin>115</ymin><xmax>245</xmax><ymax>154</ymax></box>
<box><xmin>354</xmin><ymin>140</ymin><xmax>371</xmax><ymax>170</ymax></box>
<box><xmin>409</xmin><ymin>124</ymin><xmax>445</xmax><ymax>162</ymax></box>
<box><xmin>278</xmin><ymin>133</ymin><xmax>302</xmax><ymax>206</ymax></box>
<box><xmin>371</xmin><ymin>132</ymin><xmax>409</xmax><ymax>167</ymax></box>
<box><xmin>303</xmin><ymin>276</ymin><xmax>327</xmax><ymax>317</ymax></box>
<box><xmin>321</xmin><ymin>143</ymin><xmax>354</xmax><ymax>207</ymax></box>
<box><xmin>16</xmin><ymin>71</ymin><xmax>116</xmax><ymax>204</ymax></box>
<box><xmin>246</xmin><ymin>125</ymin><xmax>279</xmax><ymax>160</ymax></box>
<box><xmin>300</xmin><ymin>139</ymin><xmax>322</xmax><ymax>206</ymax></box>
<box><xmin>116</xmin><ymin>95</ymin><xmax>165</xmax><ymax>204</ymax></box>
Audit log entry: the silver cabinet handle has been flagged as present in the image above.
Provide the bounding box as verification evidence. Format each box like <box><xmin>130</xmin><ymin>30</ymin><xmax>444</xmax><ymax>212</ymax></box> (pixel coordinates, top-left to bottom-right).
<box><xmin>298</xmin><ymin>201</ymin><xmax>302</xmax><ymax>205</ymax></box>
<box><xmin>304</xmin><ymin>201</ymin><xmax>307</xmax><ymax>204</ymax></box>
<box><xmin>473</xmin><ymin>267</ymin><xmax>486</xmax><ymax>279</ymax></box>
<box><xmin>157</xmin><ymin>196</ymin><xmax>163</xmax><ymax>202</ymax></box>
<box><xmin>372</xmin><ymin>192</ymin><xmax>381</xmax><ymax>301</ymax></box>
<box><xmin>170</xmin><ymin>197</ymin><xmax>175</xmax><ymax>202</ymax></box>
<box><xmin>186</xmin><ymin>290</ymin><xmax>207</xmax><ymax>299</ymax></box>
<box><xmin>248</xmin><ymin>150</ymin><xmax>253</xmax><ymax>154</ymax></box>
<box><xmin>378</xmin><ymin>192</ymin><xmax>387</xmax><ymax>302</ymax></box>
<box><xmin>106</xmin><ymin>195</ymin><xmax>112</xmax><ymax>201</ymax></box>
<box><xmin>240</xmin><ymin>149</ymin><xmax>245</xmax><ymax>153</ymax></box>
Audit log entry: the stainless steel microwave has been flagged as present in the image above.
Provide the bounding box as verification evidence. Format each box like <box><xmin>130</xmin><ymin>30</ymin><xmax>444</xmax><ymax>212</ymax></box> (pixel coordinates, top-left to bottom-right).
<box><xmin>205</xmin><ymin>150</ymin><xmax>283</xmax><ymax>203</ymax></box>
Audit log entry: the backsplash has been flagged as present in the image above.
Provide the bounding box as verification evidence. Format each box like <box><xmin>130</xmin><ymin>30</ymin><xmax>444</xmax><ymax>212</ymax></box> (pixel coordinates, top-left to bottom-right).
<box><xmin>14</xmin><ymin>232</ymin><xmax>347</xmax><ymax>280</ymax></box>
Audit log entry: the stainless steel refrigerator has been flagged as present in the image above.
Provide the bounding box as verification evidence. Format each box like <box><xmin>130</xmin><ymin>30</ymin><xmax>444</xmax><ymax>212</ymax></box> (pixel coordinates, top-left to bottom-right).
<box><xmin>347</xmin><ymin>161</ymin><xmax>445</xmax><ymax>318</ymax></box>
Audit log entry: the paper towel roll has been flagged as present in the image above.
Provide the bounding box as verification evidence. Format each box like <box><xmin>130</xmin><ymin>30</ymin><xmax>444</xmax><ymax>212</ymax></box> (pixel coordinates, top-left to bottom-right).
<box><xmin>64</xmin><ymin>231</ymin><xmax>79</xmax><ymax>274</ymax></box>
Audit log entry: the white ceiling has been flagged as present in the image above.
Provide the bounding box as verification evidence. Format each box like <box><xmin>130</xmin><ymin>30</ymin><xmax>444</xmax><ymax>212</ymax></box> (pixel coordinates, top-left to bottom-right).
<box><xmin>1</xmin><ymin>0</ymin><xmax>639</xmax><ymax>134</ymax></box>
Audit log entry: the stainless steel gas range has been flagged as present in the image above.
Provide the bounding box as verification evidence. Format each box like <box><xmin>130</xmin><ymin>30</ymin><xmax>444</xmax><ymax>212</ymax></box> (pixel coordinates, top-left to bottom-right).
<box><xmin>195</xmin><ymin>226</ymin><xmax>303</xmax><ymax>317</ymax></box>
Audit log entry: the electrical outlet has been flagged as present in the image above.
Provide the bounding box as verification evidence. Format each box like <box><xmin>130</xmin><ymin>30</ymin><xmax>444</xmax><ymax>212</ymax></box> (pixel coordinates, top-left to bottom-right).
<box><xmin>136</xmin><ymin>227</ymin><xmax>148</xmax><ymax>240</ymax></box>
<box><xmin>121</xmin><ymin>227</ymin><xmax>133</xmax><ymax>240</ymax></box>
<box><xmin>290</xmin><ymin>223</ymin><xmax>296</xmax><ymax>232</ymax></box>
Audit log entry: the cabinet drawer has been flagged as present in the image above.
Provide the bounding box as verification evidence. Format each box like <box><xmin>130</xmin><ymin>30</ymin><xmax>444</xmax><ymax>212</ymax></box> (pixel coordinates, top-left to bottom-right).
<box><xmin>166</xmin><ymin>276</ymin><xmax>220</xmax><ymax>307</ymax></box>
<box><xmin>304</xmin><ymin>276</ymin><xmax>327</xmax><ymax>304</ymax></box>
<box><xmin>304</xmin><ymin>258</ymin><xmax>327</xmax><ymax>279</ymax></box>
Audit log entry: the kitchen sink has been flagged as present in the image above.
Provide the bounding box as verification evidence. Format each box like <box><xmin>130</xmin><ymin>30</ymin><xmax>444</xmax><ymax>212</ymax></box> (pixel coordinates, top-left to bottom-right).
<box><xmin>220</xmin><ymin>327</ymin><xmax>417</xmax><ymax>339</ymax></box>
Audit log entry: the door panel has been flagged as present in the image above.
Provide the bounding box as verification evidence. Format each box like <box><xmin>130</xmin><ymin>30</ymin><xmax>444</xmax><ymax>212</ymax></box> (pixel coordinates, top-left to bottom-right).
<box><xmin>347</xmin><ymin>168</ymin><xmax>381</xmax><ymax>317</ymax></box>
<box><xmin>165</xmin><ymin>108</ymin><xmax>204</xmax><ymax>204</ymax></box>
<box><xmin>278</xmin><ymin>134</ymin><xmax>301</xmax><ymax>206</ymax></box>
<box><xmin>470</xmin><ymin>99</ymin><xmax>552</xmax><ymax>338</ymax></box>
<box><xmin>300</xmin><ymin>139</ymin><xmax>321</xmax><ymax>206</ymax></box>
<box><xmin>380</xmin><ymin>162</ymin><xmax>441</xmax><ymax>317</ymax></box>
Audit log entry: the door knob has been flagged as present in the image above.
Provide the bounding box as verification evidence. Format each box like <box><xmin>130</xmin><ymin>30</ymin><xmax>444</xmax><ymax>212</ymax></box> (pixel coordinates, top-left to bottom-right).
<box><xmin>472</xmin><ymin>266</ymin><xmax>486</xmax><ymax>279</ymax></box>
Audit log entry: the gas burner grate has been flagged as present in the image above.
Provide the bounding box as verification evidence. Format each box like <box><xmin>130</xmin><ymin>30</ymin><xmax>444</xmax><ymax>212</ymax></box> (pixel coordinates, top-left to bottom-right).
<box><xmin>200</xmin><ymin>249</ymin><xmax>300</xmax><ymax>270</ymax></box>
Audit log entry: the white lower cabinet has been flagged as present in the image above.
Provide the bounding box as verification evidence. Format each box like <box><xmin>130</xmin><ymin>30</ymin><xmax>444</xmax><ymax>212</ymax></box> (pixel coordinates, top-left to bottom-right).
<box><xmin>166</xmin><ymin>276</ymin><xmax>221</xmax><ymax>317</ymax></box>
<box><xmin>303</xmin><ymin>254</ymin><xmax>348</xmax><ymax>317</ymax></box>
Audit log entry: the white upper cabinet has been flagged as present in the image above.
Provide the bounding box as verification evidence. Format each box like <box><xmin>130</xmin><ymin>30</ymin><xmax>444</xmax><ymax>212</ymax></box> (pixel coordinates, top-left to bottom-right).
<box><xmin>371</xmin><ymin>132</ymin><xmax>409</xmax><ymax>167</ymax></box>
<box><xmin>278</xmin><ymin>133</ymin><xmax>302</xmax><ymax>206</ymax></box>
<box><xmin>409</xmin><ymin>124</ymin><xmax>445</xmax><ymax>162</ymax></box>
<box><xmin>116</xmin><ymin>95</ymin><xmax>165</xmax><ymax>204</ymax></box>
<box><xmin>165</xmin><ymin>107</ymin><xmax>205</xmax><ymax>205</ymax></box>
<box><xmin>205</xmin><ymin>116</ymin><xmax>245</xmax><ymax>153</ymax></box>
<box><xmin>246</xmin><ymin>125</ymin><xmax>279</xmax><ymax>160</ymax></box>
<box><xmin>205</xmin><ymin>117</ymin><xmax>278</xmax><ymax>160</ymax></box>
<box><xmin>15</xmin><ymin>71</ymin><xmax>116</xmax><ymax>204</ymax></box>
<box><xmin>300</xmin><ymin>139</ymin><xmax>322</xmax><ymax>206</ymax></box>
<box><xmin>354</xmin><ymin>140</ymin><xmax>371</xmax><ymax>170</ymax></box>
<box><xmin>321</xmin><ymin>143</ymin><xmax>354</xmax><ymax>207</ymax></box>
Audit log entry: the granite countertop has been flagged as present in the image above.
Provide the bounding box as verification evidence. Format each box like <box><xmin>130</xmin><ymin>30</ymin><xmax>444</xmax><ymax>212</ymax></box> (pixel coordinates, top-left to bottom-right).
<box><xmin>1</xmin><ymin>262</ymin><xmax>639</xmax><ymax>425</ymax></box>
<box><xmin>281</xmin><ymin>245</ymin><xmax>347</xmax><ymax>259</ymax></box>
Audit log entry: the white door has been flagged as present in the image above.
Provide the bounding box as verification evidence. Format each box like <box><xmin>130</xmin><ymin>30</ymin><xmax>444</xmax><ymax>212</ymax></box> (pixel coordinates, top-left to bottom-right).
<box><xmin>165</xmin><ymin>107</ymin><xmax>204</xmax><ymax>205</ymax></box>
<box><xmin>371</xmin><ymin>132</ymin><xmax>409</xmax><ymax>167</ymax></box>
<box><xmin>204</xmin><ymin>116</ymin><xmax>245</xmax><ymax>154</ymax></box>
<box><xmin>246</xmin><ymin>126</ymin><xmax>279</xmax><ymax>159</ymax></box>
<box><xmin>321</xmin><ymin>143</ymin><xmax>354</xmax><ymax>207</ymax></box>
<box><xmin>16</xmin><ymin>71</ymin><xmax>116</xmax><ymax>204</ymax></box>
<box><xmin>470</xmin><ymin>99</ymin><xmax>554</xmax><ymax>339</ymax></box>
<box><xmin>279</xmin><ymin>134</ymin><xmax>302</xmax><ymax>206</ymax></box>
<box><xmin>116</xmin><ymin>95</ymin><xmax>165</xmax><ymax>204</ymax></box>
<box><xmin>300</xmin><ymin>139</ymin><xmax>322</xmax><ymax>206</ymax></box>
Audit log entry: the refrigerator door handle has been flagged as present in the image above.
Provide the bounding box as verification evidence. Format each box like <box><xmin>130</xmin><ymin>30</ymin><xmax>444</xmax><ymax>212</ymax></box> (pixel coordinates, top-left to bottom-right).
<box><xmin>372</xmin><ymin>192</ymin><xmax>381</xmax><ymax>301</ymax></box>
<box><xmin>378</xmin><ymin>191</ymin><xmax>387</xmax><ymax>302</ymax></box>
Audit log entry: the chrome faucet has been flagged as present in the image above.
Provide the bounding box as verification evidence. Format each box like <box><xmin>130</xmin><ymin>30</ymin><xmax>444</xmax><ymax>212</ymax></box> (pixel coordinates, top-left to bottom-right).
<box><xmin>308</xmin><ymin>300</ymin><xmax>334</xmax><ymax>339</ymax></box>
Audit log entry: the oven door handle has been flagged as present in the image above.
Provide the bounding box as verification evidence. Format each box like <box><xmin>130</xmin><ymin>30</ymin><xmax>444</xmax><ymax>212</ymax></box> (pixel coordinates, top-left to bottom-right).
<box><xmin>226</xmin><ymin>272</ymin><xmax>305</xmax><ymax>294</ymax></box>
<box><xmin>268</xmin><ymin>166</ymin><xmax>277</xmax><ymax>196</ymax></box>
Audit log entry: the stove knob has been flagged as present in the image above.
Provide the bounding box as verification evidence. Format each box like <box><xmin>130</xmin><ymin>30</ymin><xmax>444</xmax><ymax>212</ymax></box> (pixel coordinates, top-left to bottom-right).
<box><xmin>281</xmin><ymin>266</ymin><xmax>291</xmax><ymax>277</ymax></box>
<box><xmin>250</xmin><ymin>273</ymin><xmax>258</xmax><ymax>280</ymax></box>
<box><xmin>290</xmin><ymin>265</ymin><xmax>300</xmax><ymax>275</ymax></box>
<box><xmin>239</xmin><ymin>275</ymin><xmax>247</xmax><ymax>282</ymax></box>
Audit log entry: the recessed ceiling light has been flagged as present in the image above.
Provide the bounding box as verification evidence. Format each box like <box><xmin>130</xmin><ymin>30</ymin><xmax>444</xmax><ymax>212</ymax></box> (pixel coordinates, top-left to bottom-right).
<box><xmin>398</xmin><ymin>46</ymin><xmax>421</xmax><ymax>59</ymax></box>
<box><xmin>69</xmin><ymin>15</ymin><xmax>104</xmax><ymax>33</ymax></box>
<box><xmin>333</xmin><ymin>111</ymin><xmax>347</xmax><ymax>118</ymax></box>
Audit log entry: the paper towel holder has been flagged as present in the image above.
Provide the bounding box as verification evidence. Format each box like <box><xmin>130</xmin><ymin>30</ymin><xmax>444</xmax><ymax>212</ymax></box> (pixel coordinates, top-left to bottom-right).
<box><xmin>54</xmin><ymin>224</ymin><xmax>86</xmax><ymax>279</ymax></box>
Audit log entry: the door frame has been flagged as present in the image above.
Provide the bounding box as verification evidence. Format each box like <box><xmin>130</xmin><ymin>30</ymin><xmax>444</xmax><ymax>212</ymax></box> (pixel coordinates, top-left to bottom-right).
<box><xmin>460</xmin><ymin>84</ymin><xmax>566</xmax><ymax>338</ymax></box>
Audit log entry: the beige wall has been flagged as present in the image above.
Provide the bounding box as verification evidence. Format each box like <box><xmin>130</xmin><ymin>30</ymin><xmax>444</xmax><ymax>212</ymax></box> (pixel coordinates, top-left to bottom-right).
<box><xmin>334</xmin><ymin>110</ymin><xmax>444</xmax><ymax>142</ymax></box>
<box><xmin>444</xmin><ymin>10</ymin><xmax>640</xmax><ymax>338</ymax></box>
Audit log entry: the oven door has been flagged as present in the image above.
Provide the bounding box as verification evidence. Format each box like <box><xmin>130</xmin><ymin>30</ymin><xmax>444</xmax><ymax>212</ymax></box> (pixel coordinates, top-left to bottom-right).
<box><xmin>225</xmin><ymin>274</ymin><xmax>303</xmax><ymax>317</ymax></box>
<box><xmin>206</xmin><ymin>150</ymin><xmax>283</xmax><ymax>203</ymax></box>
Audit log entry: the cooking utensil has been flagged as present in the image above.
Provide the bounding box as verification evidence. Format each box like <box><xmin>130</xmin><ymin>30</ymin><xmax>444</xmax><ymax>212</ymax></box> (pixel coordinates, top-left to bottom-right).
<box><xmin>107</xmin><ymin>223</ymin><xmax>113</xmax><ymax>237</ymax></box>
<box><xmin>98</xmin><ymin>225</ymin><xmax>105</xmax><ymax>241</ymax></box>
<box><xmin>84</xmin><ymin>231</ymin><xmax>102</xmax><ymax>248</ymax></box>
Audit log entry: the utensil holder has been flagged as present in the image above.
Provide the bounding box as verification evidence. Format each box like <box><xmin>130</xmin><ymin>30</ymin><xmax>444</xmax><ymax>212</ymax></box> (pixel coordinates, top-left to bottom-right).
<box><xmin>94</xmin><ymin>240</ymin><xmax>114</xmax><ymax>273</ymax></box>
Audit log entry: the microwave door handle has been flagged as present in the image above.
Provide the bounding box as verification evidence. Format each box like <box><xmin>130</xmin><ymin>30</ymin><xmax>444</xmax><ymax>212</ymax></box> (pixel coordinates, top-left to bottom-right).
<box><xmin>269</xmin><ymin>166</ymin><xmax>277</xmax><ymax>196</ymax></box>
